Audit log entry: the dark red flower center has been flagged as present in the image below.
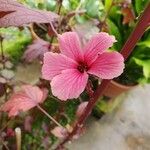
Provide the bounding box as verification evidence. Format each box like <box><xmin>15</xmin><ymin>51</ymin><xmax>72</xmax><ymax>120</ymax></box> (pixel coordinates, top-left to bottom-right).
<box><xmin>77</xmin><ymin>62</ymin><xmax>89</xmax><ymax>73</ymax></box>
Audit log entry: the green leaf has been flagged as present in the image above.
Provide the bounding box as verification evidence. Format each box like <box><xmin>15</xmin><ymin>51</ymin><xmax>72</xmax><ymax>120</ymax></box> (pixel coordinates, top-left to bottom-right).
<box><xmin>104</xmin><ymin>0</ymin><xmax>113</xmax><ymax>12</ymax></box>
<box><xmin>135</xmin><ymin>0</ymin><xmax>143</xmax><ymax>15</ymax></box>
<box><xmin>135</xmin><ymin>0</ymin><xmax>149</xmax><ymax>15</ymax></box>
<box><xmin>107</xmin><ymin>19</ymin><xmax>122</xmax><ymax>50</ymax></box>
<box><xmin>95</xmin><ymin>95</ymin><xmax>124</xmax><ymax>113</ymax></box>
<box><xmin>85</xmin><ymin>0</ymin><xmax>100</xmax><ymax>18</ymax></box>
<box><xmin>0</xmin><ymin>28</ymin><xmax>31</xmax><ymax>63</ymax></box>
<box><xmin>137</xmin><ymin>40</ymin><xmax>150</xmax><ymax>48</ymax></box>
<box><xmin>134</xmin><ymin>58</ymin><xmax>150</xmax><ymax>78</ymax></box>
<box><xmin>138</xmin><ymin>77</ymin><xmax>149</xmax><ymax>85</ymax></box>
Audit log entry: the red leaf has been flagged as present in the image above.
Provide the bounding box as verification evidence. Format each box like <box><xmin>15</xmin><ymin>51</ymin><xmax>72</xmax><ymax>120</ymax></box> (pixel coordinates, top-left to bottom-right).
<box><xmin>122</xmin><ymin>7</ymin><xmax>135</xmax><ymax>24</ymax></box>
<box><xmin>0</xmin><ymin>85</ymin><xmax>48</xmax><ymax>117</ymax></box>
<box><xmin>22</xmin><ymin>39</ymin><xmax>50</xmax><ymax>62</ymax></box>
<box><xmin>0</xmin><ymin>0</ymin><xmax>59</xmax><ymax>27</ymax></box>
<box><xmin>120</xmin><ymin>1</ymin><xmax>135</xmax><ymax>25</ymax></box>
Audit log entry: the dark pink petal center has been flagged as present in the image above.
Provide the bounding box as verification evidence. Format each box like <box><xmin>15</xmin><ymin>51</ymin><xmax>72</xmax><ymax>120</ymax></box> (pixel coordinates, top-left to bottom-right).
<box><xmin>77</xmin><ymin>62</ymin><xmax>89</xmax><ymax>73</ymax></box>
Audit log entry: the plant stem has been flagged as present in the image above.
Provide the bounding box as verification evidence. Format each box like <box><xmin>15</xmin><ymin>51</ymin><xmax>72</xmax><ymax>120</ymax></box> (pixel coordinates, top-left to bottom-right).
<box><xmin>86</xmin><ymin>81</ymin><xmax>94</xmax><ymax>98</ymax></box>
<box><xmin>55</xmin><ymin>3</ymin><xmax>150</xmax><ymax>149</ymax></box>
<box><xmin>29</xmin><ymin>24</ymin><xmax>40</xmax><ymax>40</ymax></box>
<box><xmin>55</xmin><ymin>80</ymin><xmax>110</xmax><ymax>149</ymax></box>
<box><xmin>0</xmin><ymin>36</ymin><xmax>5</xmax><ymax>68</ymax></box>
<box><xmin>68</xmin><ymin>0</ymin><xmax>83</xmax><ymax>26</ymax></box>
<box><xmin>57</xmin><ymin>0</ymin><xmax>63</xmax><ymax>15</ymax></box>
<box><xmin>0</xmin><ymin>137</ymin><xmax>10</xmax><ymax>150</ymax></box>
<box><xmin>49</xmin><ymin>22</ymin><xmax>58</xmax><ymax>36</ymax></box>
<box><xmin>48</xmin><ymin>0</ymin><xmax>63</xmax><ymax>45</ymax></box>
<box><xmin>0</xmin><ymin>119</ymin><xmax>12</xmax><ymax>133</ymax></box>
<box><xmin>37</xmin><ymin>105</ymin><xmax>63</xmax><ymax>128</ymax></box>
<box><xmin>120</xmin><ymin>3</ymin><xmax>150</xmax><ymax>60</ymax></box>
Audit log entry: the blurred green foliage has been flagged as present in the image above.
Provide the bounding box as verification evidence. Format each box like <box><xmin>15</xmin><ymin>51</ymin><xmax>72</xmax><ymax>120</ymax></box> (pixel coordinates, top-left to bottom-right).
<box><xmin>0</xmin><ymin>28</ymin><xmax>32</xmax><ymax>63</ymax></box>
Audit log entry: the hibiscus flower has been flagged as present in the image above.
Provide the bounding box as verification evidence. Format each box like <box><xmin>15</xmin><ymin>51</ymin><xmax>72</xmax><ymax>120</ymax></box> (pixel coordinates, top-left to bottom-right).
<box><xmin>42</xmin><ymin>32</ymin><xmax>124</xmax><ymax>100</ymax></box>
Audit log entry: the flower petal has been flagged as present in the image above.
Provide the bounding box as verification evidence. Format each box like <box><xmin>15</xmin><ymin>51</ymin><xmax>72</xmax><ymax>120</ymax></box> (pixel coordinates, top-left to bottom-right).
<box><xmin>58</xmin><ymin>32</ymin><xmax>83</xmax><ymax>61</ymax></box>
<box><xmin>88</xmin><ymin>52</ymin><xmax>124</xmax><ymax>79</ymax></box>
<box><xmin>51</xmin><ymin>69</ymin><xmax>88</xmax><ymax>100</ymax></box>
<box><xmin>83</xmin><ymin>32</ymin><xmax>116</xmax><ymax>65</ymax></box>
<box><xmin>76</xmin><ymin>102</ymin><xmax>88</xmax><ymax>118</ymax></box>
<box><xmin>42</xmin><ymin>52</ymin><xmax>77</xmax><ymax>80</ymax></box>
<box><xmin>51</xmin><ymin>126</ymin><xmax>68</xmax><ymax>139</ymax></box>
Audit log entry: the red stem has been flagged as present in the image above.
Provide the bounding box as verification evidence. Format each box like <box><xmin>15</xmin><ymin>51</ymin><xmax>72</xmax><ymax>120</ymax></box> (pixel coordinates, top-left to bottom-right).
<box><xmin>55</xmin><ymin>3</ymin><xmax>150</xmax><ymax>149</ymax></box>
<box><xmin>120</xmin><ymin>3</ymin><xmax>150</xmax><ymax>59</ymax></box>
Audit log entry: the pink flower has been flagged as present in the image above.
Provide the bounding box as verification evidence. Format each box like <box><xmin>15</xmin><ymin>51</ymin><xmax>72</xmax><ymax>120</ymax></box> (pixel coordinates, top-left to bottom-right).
<box><xmin>76</xmin><ymin>102</ymin><xmax>88</xmax><ymax>118</ymax></box>
<box><xmin>42</xmin><ymin>32</ymin><xmax>124</xmax><ymax>100</ymax></box>
<box><xmin>1</xmin><ymin>85</ymin><xmax>48</xmax><ymax>117</ymax></box>
<box><xmin>51</xmin><ymin>126</ymin><xmax>68</xmax><ymax>139</ymax></box>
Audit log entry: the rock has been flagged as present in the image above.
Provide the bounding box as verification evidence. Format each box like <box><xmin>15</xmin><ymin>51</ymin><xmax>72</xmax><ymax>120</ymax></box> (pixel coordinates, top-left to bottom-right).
<box><xmin>5</xmin><ymin>61</ymin><xmax>14</xmax><ymax>69</ymax></box>
<box><xmin>13</xmin><ymin>61</ymin><xmax>41</xmax><ymax>85</ymax></box>
<box><xmin>0</xmin><ymin>77</ymin><xmax>7</xmax><ymax>83</ymax></box>
<box><xmin>1</xmin><ymin>69</ymin><xmax>15</xmax><ymax>80</ymax></box>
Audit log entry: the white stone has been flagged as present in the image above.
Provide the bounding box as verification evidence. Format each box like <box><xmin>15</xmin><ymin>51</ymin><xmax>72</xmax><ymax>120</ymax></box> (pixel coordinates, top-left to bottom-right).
<box><xmin>5</xmin><ymin>61</ymin><xmax>13</xmax><ymax>69</ymax></box>
<box><xmin>1</xmin><ymin>69</ymin><xmax>15</xmax><ymax>80</ymax></box>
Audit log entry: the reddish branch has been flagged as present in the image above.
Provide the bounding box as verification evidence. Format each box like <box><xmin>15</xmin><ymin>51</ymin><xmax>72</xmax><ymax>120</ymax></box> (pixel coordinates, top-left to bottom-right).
<box><xmin>55</xmin><ymin>3</ymin><xmax>150</xmax><ymax>149</ymax></box>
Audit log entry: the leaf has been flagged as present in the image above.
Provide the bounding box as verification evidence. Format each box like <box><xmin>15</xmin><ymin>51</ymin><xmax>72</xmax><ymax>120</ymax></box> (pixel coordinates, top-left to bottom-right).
<box><xmin>107</xmin><ymin>19</ymin><xmax>122</xmax><ymax>50</ymax></box>
<box><xmin>1</xmin><ymin>27</ymin><xmax>32</xmax><ymax>62</ymax></box>
<box><xmin>0</xmin><ymin>85</ymin><xmax>48</xmax><ymax>117</ymax></box>
<box><xmin>135</xmin><ymin>0</ymin><xmax>149</xmax><ymax>15</ymax></box>
<box><xmin>22</xmin><ymin>38</ymin><xmax>50</xmax><ymax>62</ymax></box>
<box><xmin>137</xmin><ymin>40</ymin><xmax>150</xmax><ymax>48</ymax></box>
<box><xmin>121</xmin><ymin>7</ymin><xmax>135</xmax><ymax>24</ymax></box>
<box><xmin>0</xmin><ymin>0</ymin><xmax>59</xmax><ymax>27</ymax></box>
<box><xmin>85</xmin><ymin>0</ymin><xmax>101</xmax><ymax>17</ymax></box>
<box><xmin>134</xmin><ymin>58</ymin><xmax>150</xmax><ymax>79</ymax></box>
<box><xmin>104</xmin><ymin>0</ymin><xmax>113</xmax><ymax>12</ymax></box>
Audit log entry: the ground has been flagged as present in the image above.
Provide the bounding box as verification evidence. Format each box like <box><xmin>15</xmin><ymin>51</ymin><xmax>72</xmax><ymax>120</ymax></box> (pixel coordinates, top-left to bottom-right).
<box><xmin>67</xmin><ymin>84</ymin><xmax>150</xmax><ymax>150</ymax></box>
